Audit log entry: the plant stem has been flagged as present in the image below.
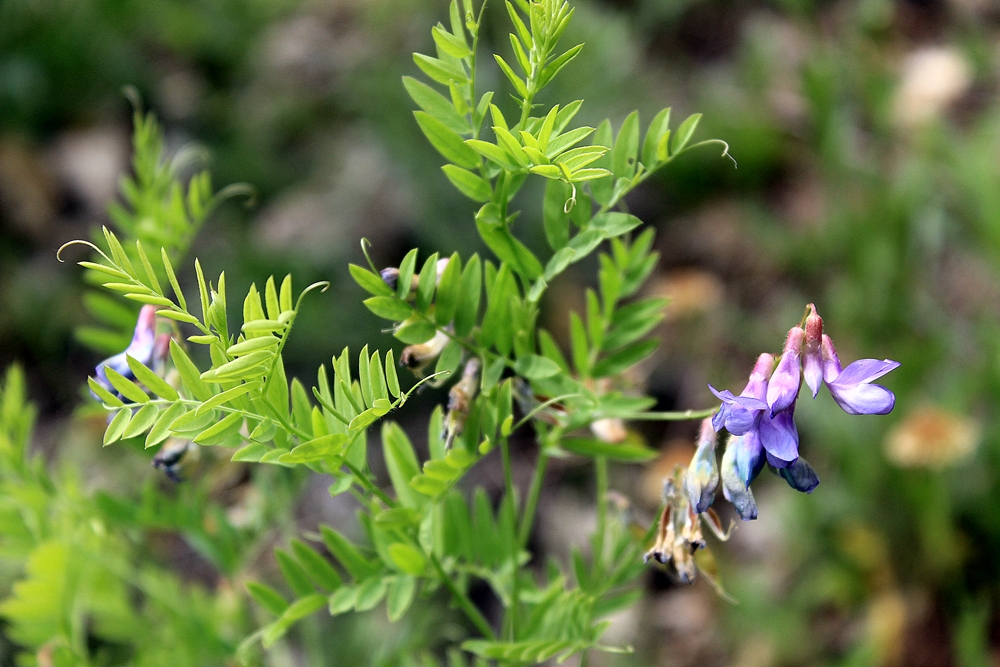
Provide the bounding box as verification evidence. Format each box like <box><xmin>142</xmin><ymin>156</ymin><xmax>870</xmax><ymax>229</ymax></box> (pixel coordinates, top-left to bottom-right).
<box><xmin>342</xmin><ymin>460</ymin><xmax>395</xmax><ymax>508</ymax></box>
<box><xmin>500</xmin><ymin>435</ymin><xmax>518</xmax><ymax>641</ymax></box>
<box><xmin>431</xmin><ymin>554</ymin><xmax>496</xmax><ymax>640</ymax></box>
<box><xmin>518</xmin><ymin>449</ymin><xmax>549</xmax><ymax>547</ymax></box>
<box><xmin>622</xmin><ymin>407</ymin><xmax>716</xmax><ymax>421</ymax></box>
<box><xmin>501</xmin><ymin>436</ymin><xmax>515</xmax><ymax>509</ymax></box>
<box><xmin>593</xmin><ymin>456</ymin><xmax>608</xmax><ymax>570</ymax></box>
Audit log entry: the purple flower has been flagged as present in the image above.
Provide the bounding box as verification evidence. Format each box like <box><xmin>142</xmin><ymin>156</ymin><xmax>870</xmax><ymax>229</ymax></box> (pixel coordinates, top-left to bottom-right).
<box><xmin>821</xmin><ymin>335</ymin><xmax>899</xmax><ymax>415</ymax></box>
<box><xmin>709</xmin><ymin>353</ymin><xmax>772</xmax><ymax>435</ymax></box>
<box><xmin>802</xmin><ymin>305</ymin><xmax>823</xmax><ymax>398</ymax></box>
<box><xmin>758</xmin><ymin>405</ymin><xmax>799</xmax><ymax>467</ymax></box>
<box><xmin>720</xmin><ymin>431</ymin><xmax>765</xmax><ymax>520</ymax></box>
<box><xmin>706</xmin><ymin>303</ymin><xmax>898</xmax><ymax>520</ymax></box>
<box><xmin>766</xmin><ymin>327</ymin><xmax>804</xmax><ymax>416</ymax></box>
<box><xmin>94</xmin><ymin>305</ymin><xmax>158</xmax><ymax>397</ymax></box>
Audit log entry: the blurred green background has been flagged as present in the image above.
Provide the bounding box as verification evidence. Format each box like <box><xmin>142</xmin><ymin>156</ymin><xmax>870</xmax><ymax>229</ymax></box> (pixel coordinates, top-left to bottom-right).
<box><xmin>2</xmin><ymin>0</ymin><xmax>1000</xmax><ymax>664</ymax></box>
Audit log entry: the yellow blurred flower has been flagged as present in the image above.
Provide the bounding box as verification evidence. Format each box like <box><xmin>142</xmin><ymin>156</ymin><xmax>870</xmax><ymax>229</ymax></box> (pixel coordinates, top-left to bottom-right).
<box><xmin>885</xmin><ymin>405</ymin><xmax>979</xmax><ymax>469</ymax></box>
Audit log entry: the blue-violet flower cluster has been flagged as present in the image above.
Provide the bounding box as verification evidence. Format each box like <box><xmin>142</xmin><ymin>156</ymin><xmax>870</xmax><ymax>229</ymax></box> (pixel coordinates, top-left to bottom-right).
<box><xmin>699</xmin><ymin>304</ymin><xmax>899</xmax><ymax>520</ymax></box>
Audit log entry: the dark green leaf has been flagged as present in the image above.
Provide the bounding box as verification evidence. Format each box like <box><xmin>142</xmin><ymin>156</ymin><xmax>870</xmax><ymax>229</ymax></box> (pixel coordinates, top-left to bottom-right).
<box><xmin>364</xmin><ymin>296</ymin><xmax>412</xmax><ymax>321</ymax></box>
<box><xmin>416</xmin><ymin>253</ymin><xmax>439</xmax><ymax>312</ymax></box>
<box><xmin>672</xmin><ymin>113</ymin><xmax>702</xmax><ymax>155</ymax></box>
<box><xmin>387</xmin><ymin>576</ymin><xmax>417</xmax><ymax>622</ymax></box>
<box><xmin>350</xmin><ymin>264</ymin><xmax>394</xmax><ymax>297</ymax></box>
<box><xmin>561</xmin><ymin>435</ymin><xmax>657</xmax><ymax>462</ymax></box>
<box><xmin>275</xmin><ymin>548</ymin><xmax>316</xmax><ymax>597</ymax></box>
<box><xmin>641</xmin><ymin>107</ymin><xmax>671</xmax><ymax>167</ymax></box>
<box><xmin>382</xmin><ymin>422</ymin><xmax>423</xmax><ymax>507</ymax></box>
<box><xmin>453</xmin><ymin>254</ymin><xmax>482</xmax><ymax>337</ymax></box>
<box><xmin>591</xmin><ymin>338</ymin><xmax>658</xmax><ymax>378</ymax></box>
<box><xmin>403</xmin><ymin>76</ymin><xmax>468</xmax><ymax>135</ymax></box>
<box><xmin>292</xmin><ymin>539</ymin><xmax>343</xmax><ymax>591</ymax></box>
<box><xmin>394</xmin><ymin>320</ymin><xmax>437</xmax><ymax>345</ymax></box>
<box><xmin>415</xmin><ymin>111</ymin><xmax>479</xmax><ymax>169</ymax></box>
<box><xmin>247</xmin><ymin>582</ymin><xmax>288</xmax><ymax>616</ymax></box>
<box><xmin>442</xmin><ymin>165</ymin><xmax>491</xmax><ymax>202</ymax></box>
<box><xmin>413</xmin><ymin>53</ymin><xmax>468</xmax><ymax>86</ymax></box>
<box><xmin>387</xmin><ymin>543</ymin><xmax>427</xmax><ymax>575</ymax></box>
<box><xmin>612</xmin><ymin>111</ymin><xmax>640</xmax><ymax>180</ymax></box>
<box><xmin>513</xmin><ymin>355</ymin><xmax>560</xmax><ymax>379</ymax></box>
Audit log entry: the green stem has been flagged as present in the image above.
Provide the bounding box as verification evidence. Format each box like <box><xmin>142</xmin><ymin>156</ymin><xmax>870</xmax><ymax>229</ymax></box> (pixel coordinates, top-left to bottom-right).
<box><xmin>622</xmin><ymin>407</ymin><xmax>717</xmax><ymax>421</ymax></box>
<box><xmin>593</xmin><ymin>456</ymin><xmax>608</xmax><ymax>569</ymax></box>
<box><xmin>500</xmin><ymin>435</ymin><xmax>518</xmax><ymax>640</ymax></box>
<box><xmin>498</xmin><ymin>171</ymin><xmax>511</xmax><ymax>228</ymax></box>
<box><xmin>518</xmin><ymin>449</ymin><xmax>549</xmax><ymax>547</ymax></box>
<box><xmin>431</xmin><ymin>554</ymin><xmax>496</xmax><ymax>640</ymax></box>
<box><xmin>343</xmin><ymin>460</ymin><xmax>395</xmax><ymax>508</ymax></box>
<box><xmin>500</xmin><ymin>437</ymin><xmax>515</xmax><ymax>508</ymax></box>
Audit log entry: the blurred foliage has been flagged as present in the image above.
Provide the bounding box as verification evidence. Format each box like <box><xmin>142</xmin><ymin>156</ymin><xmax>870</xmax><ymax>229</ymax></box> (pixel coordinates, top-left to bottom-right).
<box><xmin>3</xmin><ymin>0</ymin><xmax>1000</xmax><ymax>665</ymax></box>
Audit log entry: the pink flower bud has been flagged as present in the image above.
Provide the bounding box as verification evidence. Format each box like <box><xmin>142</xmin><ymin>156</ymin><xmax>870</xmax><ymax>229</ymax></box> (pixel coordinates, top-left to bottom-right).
<box><xmin>803</xmin><ymin>304</ymin><xmax>823</xmax><ymax>398</ymax></box>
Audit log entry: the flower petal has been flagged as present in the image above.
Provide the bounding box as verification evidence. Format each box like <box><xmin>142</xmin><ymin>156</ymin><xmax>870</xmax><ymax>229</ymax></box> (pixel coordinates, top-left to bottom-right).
<box><xmin>765</xmin><ymin>451</ymin><xmax>793</xmax><ymax>468</ymax></box>
<box><xmin>708</xmin><ymin>385</ymin><xmax>735</xmax><ymax>403</ymax></box>
<box><xmin>829</xmin><ymin>381</ymin><xmax>896</xmax><ymax>415</ymax></box>
<box><xmin>830</xmin><ymin>359</ymin><xmax>899</xmax><ymax>387</ymax></box>
<box><xmin>721</xmin><ymin>406</ymin><xmax>758</xmax><ymax>436</ymax></box>
<box><xmin>778</xmin><ymin>457</ymin><xmax>820</xmax><ymax>493</ymax></box>
<box><xmin>721</xmin><ymin>433</ymin><xmax>764</xmax><ymax>521</ymax></box>
<box><xmin>758</xmin><ymin>410</ymin><xmax>799</xmax><ymax>462</ymax></box>
<box><xmin>765</xmin><ymin>328</ymin><xmax>803</xmax><ymax>415</ymax></box>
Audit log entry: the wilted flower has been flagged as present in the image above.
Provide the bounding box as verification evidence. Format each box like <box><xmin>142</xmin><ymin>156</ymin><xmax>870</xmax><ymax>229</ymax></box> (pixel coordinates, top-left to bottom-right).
<box><xmin>93</xmin><ymin>305</ymin><xmax>158</xmax><ymax>398</ymax></box>
<box><xmin>443</xmin><ymin>357</ymin><xmax>481</xmax><ymax>448</ymax></box>
<box><xmin>684</xmin><ymin>418</ymin><xmax>720</xmax><ymax>513</ymax></box>
<box><xmin>152</xmin><ymin>438</ymin><xmax>199</xmax><ymax>482</ymax></box>
<box><xmin>720</xmin><ymin>432</ymin><xmax>765</xmax><ymax>520</ymax></box>
<box><xmin>645</xmin><ymin>467</ymin><xmax>732</xmax><ymax>585</ymax></box>
<box><xmin>591</xmin><ymin>418</ymin><xmax>628</xmax><ymax>444</ymax></box>
<box><xmin>399</xmin><ymin>329</ymin><xmax>450</xmax><ymax>376</ymax></box>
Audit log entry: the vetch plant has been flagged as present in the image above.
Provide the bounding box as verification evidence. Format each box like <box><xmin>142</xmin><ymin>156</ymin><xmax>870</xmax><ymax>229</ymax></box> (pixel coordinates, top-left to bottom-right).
<box><xmin>52</xmin><ymin>1</ymin><xmax>899</xmax><ymax>665</ymax></box>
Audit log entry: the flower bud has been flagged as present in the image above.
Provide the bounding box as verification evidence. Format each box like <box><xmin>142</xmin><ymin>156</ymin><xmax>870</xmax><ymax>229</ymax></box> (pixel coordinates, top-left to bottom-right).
<box><xmin>777</xmin><ymin>456</ymin><xmax>820</xmax><ymax>493</ymax></box>
<box><xmin>802</xmin><ymin>304</ymin><xmax>823</xmax><ymax>398</ymax></box>
<box><xmin>765</xmin><ymin>326</ymin><xmax>804</xmax><ymax>416</ymax></box>
<box><xmin>684</xmin><ymin>418</ymin><xmax>720</xmax><ymax>513</ymax></box>
<box><xmin>380</xmin><ymin>267</ymin><xmax>400</xmax><ymax>290</ymax></box>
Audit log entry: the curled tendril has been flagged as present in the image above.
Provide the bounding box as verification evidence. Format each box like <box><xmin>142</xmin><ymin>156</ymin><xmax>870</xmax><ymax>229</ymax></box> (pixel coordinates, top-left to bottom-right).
<box><xmin>563</xmin><ymin>182</ymin><xmax>578</xmax><ymax>214</ymax></box>
<box><xmin>56</xmin><ymin>239</ymin><xmax>106</xmax><ymax>263</ymax></box>
<box><xmin>687</xmin><ymin>139</ymin><xmax>738</xmax><ymax>169</ymax></box>
<box><xmin>360</xmin><ymin>238</ymin><xmax>379</xmax><ymax>275</ymax></box>
<box><xmin>211</xmin><ymin>182</ymin><xmax>257</xmax><ymax>209</ymax></box>
<box><xmin>294</xmin><ymin>281</ymin><xmax>331</xmax><ymax>310</ymax></box>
